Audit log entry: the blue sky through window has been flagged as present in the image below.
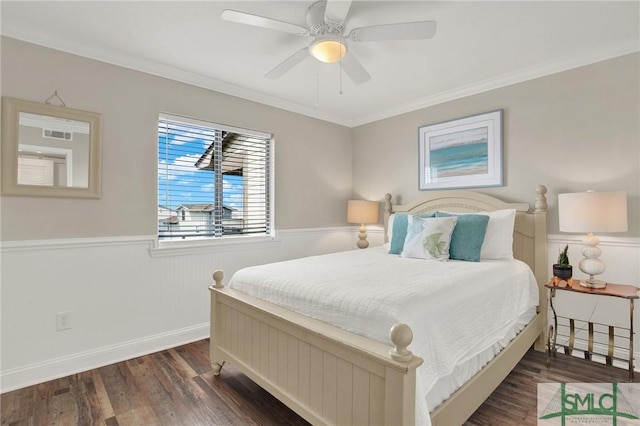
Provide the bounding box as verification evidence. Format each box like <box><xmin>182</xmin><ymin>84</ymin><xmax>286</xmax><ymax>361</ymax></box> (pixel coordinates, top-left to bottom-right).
<box><xmin>158</xmin><ymin>122</ymin><xmax>243</xmax><ymax>211</ymax></box>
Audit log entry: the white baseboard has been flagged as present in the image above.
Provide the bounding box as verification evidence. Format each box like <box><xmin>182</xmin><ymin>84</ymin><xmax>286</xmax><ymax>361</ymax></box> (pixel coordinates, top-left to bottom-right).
<box><xmin>552</xmin><ymin>339</ymin><xmax>640</xmax><ymax>374</ymax></box>
<box><xmin>0</xmin><ymin>322</ymin><xmax>209</xmax><ymax>394</ymax></box>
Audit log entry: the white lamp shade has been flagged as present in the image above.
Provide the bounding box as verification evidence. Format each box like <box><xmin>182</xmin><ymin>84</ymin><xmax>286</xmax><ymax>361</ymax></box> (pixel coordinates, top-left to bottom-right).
<box><xmin>558</xmin><ymin>191</ymin><xmax>628</xmax><ymax>233</ymax></box>
<box><xmin>347</xmin><ymin>200</ymin><xmax>379</xmax><ymax>224</ymax></box>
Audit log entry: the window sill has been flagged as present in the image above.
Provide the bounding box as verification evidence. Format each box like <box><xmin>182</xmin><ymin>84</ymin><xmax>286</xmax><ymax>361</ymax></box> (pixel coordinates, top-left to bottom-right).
<box><xmin>149</xmin><ymin>235</ymin><xmax>281</xmax><ymax>257</ymax></box>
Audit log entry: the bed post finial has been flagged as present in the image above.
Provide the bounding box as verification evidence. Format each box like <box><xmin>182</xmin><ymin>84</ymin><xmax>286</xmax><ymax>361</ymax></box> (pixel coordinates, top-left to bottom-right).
<box><xmin>212</xmin><ymin>270</ymin><xmax>224</xmax><ymax>289</ymax></box>
<box><xmin>535</xmin><ymin>185</ymin><xmax>548</xmax><ymax>213</ymax></box>
<box><xmin>384</xmin><ymin>194</ymin><xmax>393</xmax><ymax>244</ymax></box>
<box><xmin>384</xmin><ymin>193</ymin><xmax>392</xmax><ymax>215</ymax></box>
<box><xmin>389</xmin><ymin>323</ymin><xmax>414</xmax><ymax>362</ymax></box>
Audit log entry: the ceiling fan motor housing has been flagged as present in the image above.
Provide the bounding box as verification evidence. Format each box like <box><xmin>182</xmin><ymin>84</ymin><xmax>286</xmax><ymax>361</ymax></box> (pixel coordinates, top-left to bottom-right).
<box><xmin>306</xmin><ymin>1</ymin><xmax>344</xmax><ymax>36</ymax></box>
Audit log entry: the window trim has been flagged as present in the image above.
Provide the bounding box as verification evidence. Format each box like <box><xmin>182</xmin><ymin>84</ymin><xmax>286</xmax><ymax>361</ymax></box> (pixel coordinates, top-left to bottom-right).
<box><xmin>156</xmin><ymin>113</ymin><xmax>275</xmax><ymax>248</ymax></box>
<box><xmin>159</xmin><ymin>113</ymin><xmax>271</xmax><ymax>140</ymax></box>
<box><xmin>149</xmin><ymin>234</ymin><xmax>280</xmax><ymax>257</ymax></box>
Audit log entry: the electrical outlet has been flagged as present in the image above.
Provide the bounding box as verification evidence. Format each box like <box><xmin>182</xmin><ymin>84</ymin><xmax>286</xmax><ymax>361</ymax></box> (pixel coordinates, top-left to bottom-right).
<box><xmin>56</xmin><ymin>311</ymin><xmax>71</xmax><ymax>331</ymax></box>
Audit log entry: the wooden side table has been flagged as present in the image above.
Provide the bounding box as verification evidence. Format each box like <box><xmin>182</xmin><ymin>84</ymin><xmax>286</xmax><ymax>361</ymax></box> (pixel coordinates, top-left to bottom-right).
<box><xmin>545</xmin><ymin>277</ymin><xmax>639</xmax><ymax>381</ymax></box>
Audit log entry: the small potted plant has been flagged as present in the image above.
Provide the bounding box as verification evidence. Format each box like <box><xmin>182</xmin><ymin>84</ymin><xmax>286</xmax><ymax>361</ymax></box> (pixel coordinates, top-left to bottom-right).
<box><xmin>553</xmin><ymin>244</ymin><xmax>572</xmax><ymax>279</ymax></box>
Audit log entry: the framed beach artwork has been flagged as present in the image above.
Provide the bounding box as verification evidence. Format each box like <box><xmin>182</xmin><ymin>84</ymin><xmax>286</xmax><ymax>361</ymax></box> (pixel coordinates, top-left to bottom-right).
<box><xmin>418</xmin><ymin>110</ymin><xmax>503</xmax><ymax>190</ymax></box>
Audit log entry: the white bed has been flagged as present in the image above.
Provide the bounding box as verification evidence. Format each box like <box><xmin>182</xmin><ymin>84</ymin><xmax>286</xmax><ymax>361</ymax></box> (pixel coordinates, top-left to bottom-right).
<box><xmin>209</xmin><ymin>186</ymin><xmax>548</xmax><ymax>425</ymax></box>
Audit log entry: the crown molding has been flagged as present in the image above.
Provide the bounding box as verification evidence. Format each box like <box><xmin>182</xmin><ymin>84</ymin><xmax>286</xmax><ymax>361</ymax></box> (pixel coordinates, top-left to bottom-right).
<box><xmin>3</xmin><ymin>26</ymin><xmax>638</xmax><ymax>129</ymax></box>
<box><xmin>350</xmin><ymin>39</ymin><xmax>640</xmax><ymax>127</ymax></box>
<box><xmin>0</xmin><ymin>29</ymin><xmax>352</xmax><ymax>127</ymax></box>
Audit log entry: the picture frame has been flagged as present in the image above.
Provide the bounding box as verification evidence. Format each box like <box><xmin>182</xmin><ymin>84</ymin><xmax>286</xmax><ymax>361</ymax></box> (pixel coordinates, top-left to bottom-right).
<box><xmin>418</xmin><ymin>109</ymin><xmax>503</xmax><ymax>190</ymax></box>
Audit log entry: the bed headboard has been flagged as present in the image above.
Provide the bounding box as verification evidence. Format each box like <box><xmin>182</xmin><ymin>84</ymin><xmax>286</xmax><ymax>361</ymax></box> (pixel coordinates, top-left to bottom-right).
<box><xmin>383</xmin><ymin>186</ymin><xmax>548</xmax><ymax>324</ymax></box>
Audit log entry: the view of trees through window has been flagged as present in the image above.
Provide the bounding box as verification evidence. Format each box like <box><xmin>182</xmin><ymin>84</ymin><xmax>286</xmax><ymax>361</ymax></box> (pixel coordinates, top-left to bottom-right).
<box><xmin>157</xmin><ymin>114</ymin><xmax>270</xmax><ymax>240</ymax></box>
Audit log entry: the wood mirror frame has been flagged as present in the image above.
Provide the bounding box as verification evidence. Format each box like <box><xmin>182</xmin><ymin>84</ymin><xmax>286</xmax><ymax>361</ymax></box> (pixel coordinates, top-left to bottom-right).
<box><xmin>1</xmin><ymin>97</ymin><xmax>102</xmax><ymax>198</ymax></box>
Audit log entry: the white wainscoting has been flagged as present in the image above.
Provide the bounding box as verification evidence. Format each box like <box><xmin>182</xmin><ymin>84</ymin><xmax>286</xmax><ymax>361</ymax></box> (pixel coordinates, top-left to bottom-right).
<box><xmin>0</xmin><ymin>228</ymin><xmax>354</xmax><ymax>393</ymax></box>
<box><xmin>1</xmin><ymin>229</ymin><xmax>638</xmax><ymax>392</ymax></box>
<box><xmin>547</xmin><ymin>234</ymin><xmax>640</xmax><ymax>371</ymax></box>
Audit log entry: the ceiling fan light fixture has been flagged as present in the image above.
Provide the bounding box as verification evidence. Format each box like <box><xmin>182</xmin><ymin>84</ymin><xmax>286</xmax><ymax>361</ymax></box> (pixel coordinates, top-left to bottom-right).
<box><xmin>309</xmin><ymin>35</ymin><xmax>347</xmax><ymax>63</ymax></box>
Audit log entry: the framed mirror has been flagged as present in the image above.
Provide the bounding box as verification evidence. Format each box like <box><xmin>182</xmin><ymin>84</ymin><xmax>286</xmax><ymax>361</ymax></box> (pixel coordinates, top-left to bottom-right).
<box><xmin>1</xmin><ymin>97</ymin><xmax>102</xmax><ymax>198</ymax></box>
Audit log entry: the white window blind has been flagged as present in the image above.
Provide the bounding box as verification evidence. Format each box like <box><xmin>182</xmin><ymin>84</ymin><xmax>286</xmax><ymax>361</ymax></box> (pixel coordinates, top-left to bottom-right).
<box><xmin>157</xmin><ymin>114</ymin><xmax>271</xmax><ymax>240</ymax></box>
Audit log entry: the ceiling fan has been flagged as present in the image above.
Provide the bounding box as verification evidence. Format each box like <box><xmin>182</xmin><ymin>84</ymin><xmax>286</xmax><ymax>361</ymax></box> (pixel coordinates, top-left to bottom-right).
<box><xmin>221</xmin><ymin>1</ymin><xmax>437</xmax><ymax>85</ymax></box>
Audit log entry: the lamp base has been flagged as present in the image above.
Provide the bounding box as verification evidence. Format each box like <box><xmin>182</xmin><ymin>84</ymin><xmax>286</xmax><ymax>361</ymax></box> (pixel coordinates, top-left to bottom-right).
<box><xmin>356</xmin><ymin>224</ymin><xmax>369</xmax><ymax>249</ymax></box>
<box><xmin>579</xmin><ymin>279</ymin><xmax>607</xmax><ymax>289</ymax></box>
<box><xmin>356</xmin><ymin>239</ymin><xmax>369</xmax><ymax>249</ymax></box>
<box><xmin>577</xmin><ymin>234</ymin><xmax>607</xmax><ymax>289</ymax></box>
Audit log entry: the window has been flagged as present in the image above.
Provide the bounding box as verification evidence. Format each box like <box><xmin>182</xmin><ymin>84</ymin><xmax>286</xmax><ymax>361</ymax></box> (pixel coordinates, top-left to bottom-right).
<box><xmin>158</xmin><ymin>114</ymin><xmax>271</xmax><ymax>241</ymax></box>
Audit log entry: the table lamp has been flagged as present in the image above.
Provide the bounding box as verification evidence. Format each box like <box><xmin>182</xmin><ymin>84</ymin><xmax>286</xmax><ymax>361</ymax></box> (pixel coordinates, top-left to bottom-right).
<box><xmin>558</xmin><ymin>191</ymin><xmax>628</xmax><ymax>288</ymax></box>
<box><xmin>347</xmin><ymin>200</ymin><xmax>379</xmax><ymax>249</ymax></box>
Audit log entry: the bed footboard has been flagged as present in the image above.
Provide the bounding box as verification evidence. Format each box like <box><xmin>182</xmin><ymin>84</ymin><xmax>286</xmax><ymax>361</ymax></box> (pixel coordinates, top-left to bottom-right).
<box><xmin>209</xmin><ymin>271</ymin><xmax>424</xmax><ymax>426</ymax></box>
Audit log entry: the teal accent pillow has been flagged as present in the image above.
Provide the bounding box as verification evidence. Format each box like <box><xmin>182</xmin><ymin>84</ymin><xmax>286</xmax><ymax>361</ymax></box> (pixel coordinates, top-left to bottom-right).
<box><xmin>389</xmin><ymin>212</ymin><xmax>435</xmax><ymax>254</ymax></box>
<box><xmin>435</xmin><ymin>212</ymin><xmax>490</xmax><ymax>262</ymax></box>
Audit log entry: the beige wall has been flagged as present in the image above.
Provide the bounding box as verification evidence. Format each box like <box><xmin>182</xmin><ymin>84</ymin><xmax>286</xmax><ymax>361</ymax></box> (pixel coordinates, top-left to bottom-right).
<box><xmin>352</xmin><ymin>53</ymin><xmax>640</xmax><ymax>237</ymax></box>
<box><xmin>0</xmin><ymin>37</ymin><xmax>353</xmax><ymax>241</ymax></box>
<box><xmin>2</xmin><ymin>39</ymin><xmax>638</xmax><ymax>240</ymax></box>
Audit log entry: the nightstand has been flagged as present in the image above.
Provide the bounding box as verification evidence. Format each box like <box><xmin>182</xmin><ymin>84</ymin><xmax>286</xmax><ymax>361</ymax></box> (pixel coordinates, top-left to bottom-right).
<box><xmin>545</xmin><ymin>277</ymin><xmax>639</xmax><ymax>381</ymax></box>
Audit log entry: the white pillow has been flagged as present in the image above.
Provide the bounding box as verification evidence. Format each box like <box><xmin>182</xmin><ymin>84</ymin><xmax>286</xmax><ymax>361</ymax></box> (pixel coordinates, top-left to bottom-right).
<box><xmin>479</xmin><ymin>209</ymin><xmax>516</xmax><ymax>259</ymax></box>
<box><xmin>387</xmin><ymin>213</ymin><xmax>395</xmax><ymax>243</ymax></box>
<box><xmin>437</xmin><ymin>208</ymin><xmax>515</xmax><ymax>259</ymax></box>
<box><xmin>401</xmin><ymin>215</ymin><xmax>458</xmax><ymax>261</ymax></box>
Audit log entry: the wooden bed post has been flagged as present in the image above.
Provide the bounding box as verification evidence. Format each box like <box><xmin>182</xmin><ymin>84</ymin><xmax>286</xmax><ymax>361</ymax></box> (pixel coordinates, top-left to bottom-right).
<box><xmin>383</xmin><ymin>193</ymin><xmax>393</xmax><ymax>244</ymax></box>
<box><xmin>210</xmin><ymin>270</ymin><xmax>225</xmax><ymax>375</ymax></box>
<box><xmin>384</xmin><ymin>364</ymin><xmax>418</xmax><ymax>425</ymax></box>
<box><xmin>385</xmin><ymin>323</ymin><xmax>419</xmax><ymax>424</ymax></box>
<box><xmin>533</xmin><ymin>185</ymin><xmax>548</xmax><ymax>352</ymax></box>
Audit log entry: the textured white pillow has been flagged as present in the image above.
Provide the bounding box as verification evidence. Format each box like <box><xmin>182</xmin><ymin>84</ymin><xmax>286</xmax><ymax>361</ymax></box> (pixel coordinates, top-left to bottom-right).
<box><xmin>401</xmin><ymin>215</ymin><xmax>458</xmax><ymax>261</ymax></box>
<box><xmin>387</xmin><ymin>213</ymin><xmax>395</xmax><ymax>243</ymax></box>
<box><xmin>437</xmin><ymin>208</ymin><xmax>516</xmax><ymax>259</ymax></box>
<box><xmin>478</xmin><ymin>209</ymin><xmax>516</xmax><ymax>259</ymax></box>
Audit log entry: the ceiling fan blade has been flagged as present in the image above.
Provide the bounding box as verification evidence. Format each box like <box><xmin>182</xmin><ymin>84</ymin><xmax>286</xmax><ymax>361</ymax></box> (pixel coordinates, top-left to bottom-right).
<box><xmin>340</xmin><ymin>51</ymin><xmax>370</xmax><ymax>85</ymax></box>
<box><xmin>221</xmin><ymin>10</ymin><xmax>310</xmax><ymax>36</ymax></box>
<box><xmin>324</xmin><ymin>0</ymin><xmax>352</xmax><ymax>25</ymax></box>
<box><xmin>265</xmin><ymin>48</ymin><xmax>310</xmax><ymax>79</ymax></box>
<box><xmin>349</xmin><ymin>21</ymin><xmax>437</xmax><ymax>42</ymax></box>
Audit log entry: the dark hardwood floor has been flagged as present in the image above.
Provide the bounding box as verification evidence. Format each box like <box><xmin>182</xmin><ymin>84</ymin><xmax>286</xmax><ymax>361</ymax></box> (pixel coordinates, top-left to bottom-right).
<box><xmin>2</xmin><ymin>339</ymin><xmax>637</xmax><ymax>425</ymax></box>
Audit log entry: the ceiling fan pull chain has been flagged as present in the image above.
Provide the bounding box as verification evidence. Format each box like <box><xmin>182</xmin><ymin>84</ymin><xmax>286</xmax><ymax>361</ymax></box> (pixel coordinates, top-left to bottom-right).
<box><xmin>316</xmin><ymin>73</ymin><xmax>320</xmax><ymax>106</ymax></box>
<box><xmin>339</xmin><ymin>55</ymin><xmax>343</xmax><ymax>95</ymax></box>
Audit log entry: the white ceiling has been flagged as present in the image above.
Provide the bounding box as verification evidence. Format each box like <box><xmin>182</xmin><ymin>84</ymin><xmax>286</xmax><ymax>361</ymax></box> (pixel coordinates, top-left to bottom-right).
<box><xmin>1</xmin><ymin>1</ymin><xmax>638</xmax><ymax>127</ymax></box>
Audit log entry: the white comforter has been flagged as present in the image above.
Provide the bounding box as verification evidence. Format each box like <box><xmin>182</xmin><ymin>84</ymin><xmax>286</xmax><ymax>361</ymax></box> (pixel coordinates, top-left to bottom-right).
<box><xmin>228</xmin><ymin>246</ymin><xmax>539</xmax><ymax>425</ymax></box>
